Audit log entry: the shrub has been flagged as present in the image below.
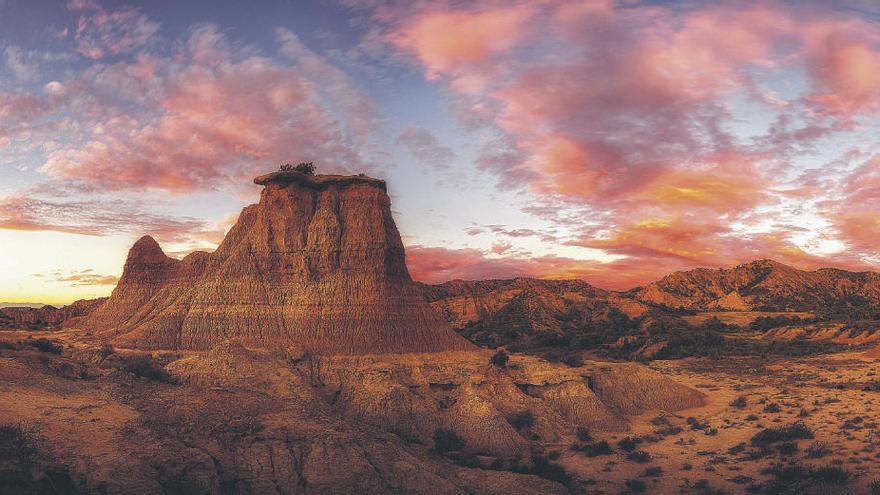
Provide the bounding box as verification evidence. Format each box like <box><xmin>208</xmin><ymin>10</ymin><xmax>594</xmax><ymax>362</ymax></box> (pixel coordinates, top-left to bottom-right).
<box><xmin>490</xmin><ymin>349</ymin><xmax>509</xmax><ymax>368</ymax></box>
<box><xmin>528</xmin><ymin>454</ymin><xmax>571</xmax><ymax>485</ymax></box>
<box><xmin>433</xmin><ymin>428</ymin><xmax>465</xmax><ymax>453</ymax></box>
<box><xmin>869</xmin><ymin>479</ymin><xmax>880</xmax><ymax>495</ymax></box>
<box><xmin>777</xmin><ymin>442</ymin><xmax>798</xmax><ymax>455</ymax></box>
<box><xmin>730</xmin><ymin>396</ymin><xmax>748</xmax><ymax>408</ymax></box>
<box><xmin>763</xmin><ymin>402</ymin><xmax>781</xmax><ymax>413</ymax></box>
<box><xmin>280</xmin><ymin>161</ymin><xmax>315</xmax><ymax>175</ymax></box>
<box><xmin>627</xmin><ymin>450</ymin><xmax>652</xmax><ymax>463</ymax></box>
<box><xmin>27</xmin><ymin>339</ymin><xmax>61</xmax><ymax>354</ymax></box>
<box><xmin>99</xmin><ymin>343</ymin><xmax>114</xmax><ymax>359</ymax></box>
<box><xmin>813</xmin><ymin>465</ymin><xmax>850</xmax><ymax>483</ymax></box>
<box><xmin>508</xmin><ymin>410</ymin><xmax>535</xmax><ymax>429</ymax></box>
<box><xmin>618</xmin><ymin>437</ymin><xmax>639</xmax><ymax>452</ymax></box>
<box><xmin>751</xmin><ymin>422</ymin><xmax>813</xmax><ymax>446</ymax></box>
<box><xmin>562</xmin><ymin>353</ymin><xmax>583</xmax><ymax>367</ymax></box>
<box><xmin>642</xmin><ymin>466</ymin><xmax>663</xmax><ymax>477</ymax></box>
<box><xmin>118</xmin><ymin>354</ymin><xmax>176</xmax><ymax>383</ymax></box>
<box><xmin>576</xmin><ymin>426</ymin><xmax>592</xmax><ymax>442</ymax></box>
<box><xmin>572</xmin><ymin>440</ymin><xmax>613</xmax><ymax>457</ymax></box>
<box><xmin>625</xmin><ymin>479</ymin><xmax>647</xmax><ymax>492</ymax></box>
<box><xmin>806</xmin><ymin>441</ymin><xmax>830</xmax><ymax>458</ymax></box>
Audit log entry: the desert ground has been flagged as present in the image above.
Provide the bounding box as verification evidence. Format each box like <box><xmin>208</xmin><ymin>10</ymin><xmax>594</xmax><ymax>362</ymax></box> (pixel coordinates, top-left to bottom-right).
<box><xmin>3</xmin><ymin>324</ymin><xmax>880</xmax><ymax>494</ymax></box>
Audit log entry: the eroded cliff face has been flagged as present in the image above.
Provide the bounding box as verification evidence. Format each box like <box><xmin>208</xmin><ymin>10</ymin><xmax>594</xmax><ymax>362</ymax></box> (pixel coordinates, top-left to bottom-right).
<box><xmin>78</xmin><ymin>172</ymin><xmax>473</xmax><ymax>354</ymax></box>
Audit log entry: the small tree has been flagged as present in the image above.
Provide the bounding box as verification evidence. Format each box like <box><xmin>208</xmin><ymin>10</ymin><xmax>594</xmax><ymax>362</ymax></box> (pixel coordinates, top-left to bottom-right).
<box><xmin>280</xmin><ymin>162</ymin><xmax>315</xmax><ymax>175</ymax></box>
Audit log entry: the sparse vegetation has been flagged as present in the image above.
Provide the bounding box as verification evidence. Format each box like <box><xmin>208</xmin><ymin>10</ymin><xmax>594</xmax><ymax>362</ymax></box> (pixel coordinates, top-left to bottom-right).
<box><xmin>490</xmin><ymin>349</ymin><xmax>509</xmax><ymax>368</ymax></box>
<box><xmin>625</xmin><ymin>479</ymin><xmax>647</xmax><ymax>492</ymax></box>
<box><xmin>116</xmin><ymin>354</ymin><xmax>176</xmax><ymax>383</ymax></box>
<box><xmin>750</xmin><ymin>422</ymin><xmax>813</xmax><ymax>446</ymax></box>
<box><xmin>731</xmin><ymin>396</ymin><xmax>748</xmax><ymax>408</ymax></box>
<box><xmin>27</xmin><ymin>339</ymin><xmax>62</xmax><ymax>354</ymax></box>
<box><xmin>572</xmin><ymin>440</ymin><xmax>613</xmax><ymax>457</ymax></box>
<box><xmin>626</xmin><ymin>450</ymin><xmax>652</xmax><ymax>463</ymax></box>
<box><xmin>806</xmin><ymin>441</ymin><xmax>830</xmax><ymax>458</ymax></box>
<box><xmin>433</xmin><ymin>428</ymin><xmax>465</xmax><ymax>453</ymax></box>
<box><xmin>576</xmin><ymin>426</ymin><xmax>592</xmax><ymax>442</ymax></box>
<box><xmin>280</xmin><ymin>161</ymin><xmax>315</xmax><ymax>175</ymax></box>
<box><xmin>508</xmin><ymin>410</ymin><xmax>535</xmax><ymax>429</ymax></box>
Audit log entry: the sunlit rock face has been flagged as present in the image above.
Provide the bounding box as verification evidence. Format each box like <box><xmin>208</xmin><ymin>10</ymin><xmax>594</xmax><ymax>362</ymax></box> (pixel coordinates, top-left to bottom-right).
<box><xmin>79</xmin><ymin>171</ymin><xmax>474</xmax><ymax>354</ymax></box>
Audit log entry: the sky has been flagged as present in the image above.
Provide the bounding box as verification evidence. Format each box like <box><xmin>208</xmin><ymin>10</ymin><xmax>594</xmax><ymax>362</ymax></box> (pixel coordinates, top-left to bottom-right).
<box><xmin>2</xmin><ymin>0</ymin><xmax>880</xmax><ymax>304</ymax></box>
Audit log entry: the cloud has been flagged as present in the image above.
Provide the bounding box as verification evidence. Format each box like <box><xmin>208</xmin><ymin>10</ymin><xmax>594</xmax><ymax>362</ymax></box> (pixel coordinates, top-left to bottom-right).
<box><xmin>3</xmin><ymin>46</ymin><xmax>39</xmax><ymax>82</ymax></box>
<box><xmin>0</xmin><ymin>192</ymin><xmax>207</xmax><ymax>243</ymax></box>
<box><xmin>43</xmin><ymin>269</ymin><xmax>118</xmax><ymax>286</ymax></box>
<box><xmin>395</xmin><ymin>126</ymin><xmax>456</xmax><ymax>168</ymax></box>
<box><xmin>38</xmin><ymin>24</ymin><xmax>379</xmax><ymax>193</ymax></box>
<box><xmin>362</xmin><ymin>0</ymin><xmax>880</xmax><ymax>281</ymax></box>
<box><xmin>69</xmin><ymin>1</ymin><xmax>159</xmax><ymax>59</ymax></box>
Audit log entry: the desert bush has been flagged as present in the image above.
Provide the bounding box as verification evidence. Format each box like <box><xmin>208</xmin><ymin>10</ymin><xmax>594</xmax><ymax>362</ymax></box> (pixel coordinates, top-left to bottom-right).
<box><xmin>572</xmin><ymin>440</ymin><xmax>612</xmax><ymax>457</ymax></box>
<box><xmin>27</xmin><ymin>339</ymin><xmax>61</xmax><ymax>354</ymax></box>
<box><xmin>625</xmin><ymin>479</ymin><xmax>647</xmax><ymax>492</ymax></box>
<box><xmin>869</xmin><ymin>479</ymin><xmax>880</xmax><ymax>495</ymax></box>
<box><xmin>806</xmin><ymin>441</ymin><xmax>830</xmax><ymax>458</ymax></box>
<box><xmin>508</xmin><ymin>410</ymin><xmax>535</xmax><ymax>429</ymax></box>
<box><xmin>618</xmin><ymin>436</ymin><xmax>639</xmax><ymax>452</ymax></box>
<box><xmin>642</xmin><ymin>466</ymin><xmax>663</xmax><ymax>477</ymax></box>
<box><xmin>562</xmin><ymin>353</ymin><xmax>583</xmax><ymax>367</ymax></box>
<box><xmin>527</xmin><ymin>454</ymin><xmax>571</xmax><ymax>485</ymax></box>
<box><xmin>117</xmin><ymin>354</ymin><xmax>176</xmax><ymax>383</ymax></box>
<box><xmin>731</xmin><ymin>396</ymin><xmax>748</xmax><ymax>408</ymax></box>
<box><xmin>813</xmin><ymin>465</ymin><xmax>850</xmax><ymax>483</ymax></box>
<box><xmin>433</xmin><ymin>428</ymin><xmax>465</xmax><ymax>453</ymax></box>
<box><xmin>627</xmin><ymin>450</ymin><xmax>652</xmax><ymax>463</ymax></box>
<box><xmin>0</xmin><ymin>422</ymin><xmax>78</xmax><ymax>495</ymax></box>
<box><xmin>749</xmin><ymin>315</ymin><xmax>803</xmax><ymax>331</ymax></box>
<box><xmin>280</xmin><ymin>161</ymin><xmax>315</xmax><ymax>175</ymax></box>
<box><xmin>751</xmin><ymin>422</ymin><xmax>813</xmax><ymax>446</ymax></box>
<box><xmin>777</xmin><ymin>442</ymin><xmax>798</xmax><ymax>455</ymax></box>
<box><xmin>490</xmin><ymin>349</ymin><xmax>509</xmax><ymax>368</ymax></box>
<box><xmin>576</xmin><ymin>426</ymin><xmax>592</xmax><ymax>442</ymax></box>
<box><xmin>763</xmin><ymin>402</ymin><xmax>781</xmax><ymax>413</ymax></box>
<box><xmin>98</xmin><ymin>343</ymin><xmax>114</xmax><ymax>359</ymax></box>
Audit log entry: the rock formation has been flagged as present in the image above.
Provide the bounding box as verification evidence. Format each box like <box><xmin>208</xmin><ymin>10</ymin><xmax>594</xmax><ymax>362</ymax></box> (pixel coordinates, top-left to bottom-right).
<box><xmin>79</xmin><ymin>171</ymin><xmax>473</xmax><ymax>354</ymax></box>
<box><xmin>635</xmin><ymin>259</ymin><xmax>880</xmax><ymax>313</ymax></box>
<box><xmin>0</xmin><ymin>298</ymin><xmax>105</xmax><ymax>330</ymax></box>
<box><xmin>421</xmin><ymin>278</ymin><xmax>649</xmax><ymax>351</ymax></box>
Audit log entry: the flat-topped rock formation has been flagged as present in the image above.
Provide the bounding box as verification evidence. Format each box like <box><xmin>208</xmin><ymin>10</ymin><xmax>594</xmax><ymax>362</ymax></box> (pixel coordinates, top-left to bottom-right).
<box><xmin>79</xmin><ymin>170</ymin><xmax>473</xmax><ymax>354</ymax></box>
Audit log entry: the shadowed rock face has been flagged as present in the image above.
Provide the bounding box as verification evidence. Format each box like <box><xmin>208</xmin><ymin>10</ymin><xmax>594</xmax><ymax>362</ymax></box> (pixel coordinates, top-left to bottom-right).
<box><xmin>79</xmin><ymin>172</ymin><xmax>473</xmax><ymax>354</ymax></box>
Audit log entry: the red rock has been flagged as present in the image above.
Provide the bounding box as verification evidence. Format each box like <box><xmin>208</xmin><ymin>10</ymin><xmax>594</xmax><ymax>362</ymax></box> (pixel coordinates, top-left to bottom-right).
<box><xmin>79</xmin><ymin>172</ymin><xmax>473</xmax><ymax>354</ymax></box>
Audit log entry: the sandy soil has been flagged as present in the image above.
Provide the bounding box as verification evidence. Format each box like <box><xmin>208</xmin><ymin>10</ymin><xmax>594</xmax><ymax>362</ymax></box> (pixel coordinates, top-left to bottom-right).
<box><xmin>555</xmin><ymin>351</ymin><xmax>880</xmax><ymax>493</ymax></box>
<box><xmin>3</xmin><ymin>328</ymin><xmax>880</xmax><ymax>494</ymax></box>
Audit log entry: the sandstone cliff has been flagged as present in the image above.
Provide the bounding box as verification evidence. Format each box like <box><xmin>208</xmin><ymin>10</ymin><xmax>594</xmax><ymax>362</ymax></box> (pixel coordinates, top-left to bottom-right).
<box><xmin>78</xmin><ymin>171</ymin><xmax>473</xmax><ymax>354</ymax></box>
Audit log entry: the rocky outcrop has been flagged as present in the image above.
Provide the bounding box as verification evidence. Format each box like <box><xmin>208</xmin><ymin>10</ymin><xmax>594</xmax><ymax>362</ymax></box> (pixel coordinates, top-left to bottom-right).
<box><xmin>420</xmin><ymin>278</ymin><xmax>649</xmax><ymax>351</ymax></box>
<box><xmin>0</xmin><ymin>298</ymin><xmax>106</xmax><ymax>330</ymax></box>
<box><xmin>636</xmin><ymin>259</ymin><xmax>880</xmax><ymax>313</ymax></box>
<box><xmin>78</xmin><ymin>171</ymin><xmax>473</xmax><ymax>354</ymax></box>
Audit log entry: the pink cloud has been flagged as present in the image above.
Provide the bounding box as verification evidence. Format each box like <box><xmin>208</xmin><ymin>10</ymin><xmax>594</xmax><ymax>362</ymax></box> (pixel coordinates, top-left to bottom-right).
<box><xmin>39</xmin><ymin>25</ymin><xmax>378</xmax><ymax>193</ymax></box>
<box><xmin>368</xmin><ymin>0</ymin><xmax>880</xmax><ymax>282</ymax></box>
<box><xmin>69</xmin><ymin>1</ymin><xmax>159</xmax><ymax>59</ymax></box>
<box><xmin>0</xmin><ymin>192</ymin><xmax>207</xmax><ymax>243</ymax></box>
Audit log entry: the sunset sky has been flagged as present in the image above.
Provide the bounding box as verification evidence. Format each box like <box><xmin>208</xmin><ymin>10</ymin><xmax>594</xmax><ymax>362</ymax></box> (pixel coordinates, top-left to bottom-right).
<box><xmin>2</xmin><ymin>0</ymin><xmax>880</xmax><ymax>304</ymax></box>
